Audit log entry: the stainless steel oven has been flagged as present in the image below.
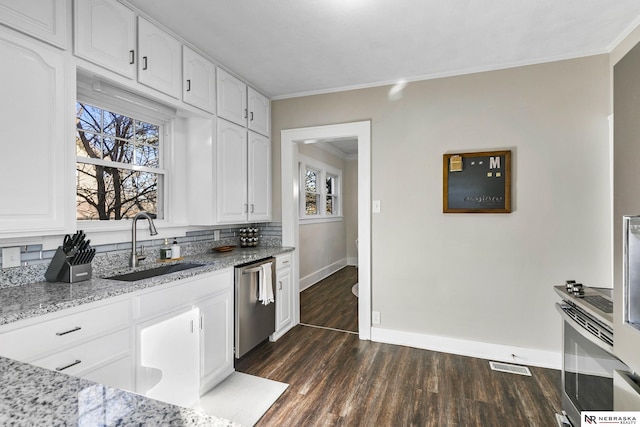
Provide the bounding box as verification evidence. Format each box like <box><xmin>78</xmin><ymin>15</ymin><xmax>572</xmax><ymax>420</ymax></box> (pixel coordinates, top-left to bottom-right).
<box><xmin>555</xmin><ymin>286</ymin><xmax>629</xmax><ymax>426</ymax></box>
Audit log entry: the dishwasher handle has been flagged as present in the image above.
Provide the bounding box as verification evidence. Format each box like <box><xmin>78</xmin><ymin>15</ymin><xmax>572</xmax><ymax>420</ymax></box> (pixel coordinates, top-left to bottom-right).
<box><xmin>242</xmin><ymin>266</ymin><xmax>263</xmax><ymax>274</ymax></box>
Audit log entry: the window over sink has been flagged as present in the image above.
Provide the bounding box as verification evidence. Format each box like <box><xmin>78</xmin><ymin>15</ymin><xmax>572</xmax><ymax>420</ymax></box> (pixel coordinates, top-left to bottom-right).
<box><xmin>75</xmin><ymin>101</ymin><xmax>166</xmax><ymax>221</ymax></box>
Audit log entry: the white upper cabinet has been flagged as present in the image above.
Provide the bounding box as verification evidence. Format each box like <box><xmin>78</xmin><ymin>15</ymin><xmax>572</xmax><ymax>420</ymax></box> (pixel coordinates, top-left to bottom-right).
<box><xmin>216</xmin><ymin>68</ymin><xmax>247</xmax><ymax>127</ymax></box>
<box><xmin>248</xmin><ymin>131</ymin><xmax>272</xmax><ymax>222</ymax></box>
<box><xmin>183</xmin><ymin>45</ymin><xmax>216</xmax><ymax>113</ymax></box>
<box><xmin>248</xmin><ymin>87</ymin><xmax>270</xmax><ymax>137</ymax></box>
<box><xmin>0</xmin><ymin>27</ymin><xmax>71</xmax><ymax>238</ymax></box>
<box><xmin>216</xmin><ymin>120</ymin><xmax>272</xmax><ymax>224</ymax></box>
<box><xmin>74</xmin><ymin>0</ymin><xmax>136</xmax><ymax>79</ymax></box>
<box><xmin>0</xmin><ymin>0</ymin><xmax>67</xmax><ymax>48</ymax></box>
<box><xmin>137</xmin><ymin>17</ymin><xmax>181</xmax><ymax>99</ymax></box>
<box><xmin>216</xmin><ymin>119</ymin><xmax>248</xmax><ymax>223</ymax></box>
<box><xmin>217</xmin><ymin>68</ymin><xmax>271</xmax><ymax>137</ymax></box>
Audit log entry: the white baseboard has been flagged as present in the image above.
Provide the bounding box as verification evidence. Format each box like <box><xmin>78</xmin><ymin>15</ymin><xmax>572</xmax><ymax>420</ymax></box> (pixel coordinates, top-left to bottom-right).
<box><xmin>299</xmin><ymin>258</ymin><xmax>347</xmax><ymax>291</ymax></box>
<box><xmin>371</xmin><ymin>327</ymin><xmax>561</xmax><ymax>370</ymax></box>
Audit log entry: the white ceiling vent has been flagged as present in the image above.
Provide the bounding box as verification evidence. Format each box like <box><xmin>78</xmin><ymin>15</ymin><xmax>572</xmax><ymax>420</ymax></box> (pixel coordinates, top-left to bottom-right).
<box><xmin>489</xmin><ymin>361</ymin><xmax>532</xmax><ymax>376</ymax></box>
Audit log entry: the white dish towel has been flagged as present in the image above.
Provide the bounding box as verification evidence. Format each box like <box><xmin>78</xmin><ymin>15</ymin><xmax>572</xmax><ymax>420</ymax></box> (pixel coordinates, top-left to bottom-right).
<box><xmin>258</xmin><ymin>262</ymin><xmax>274</xmax><ymax>305</ymax></box>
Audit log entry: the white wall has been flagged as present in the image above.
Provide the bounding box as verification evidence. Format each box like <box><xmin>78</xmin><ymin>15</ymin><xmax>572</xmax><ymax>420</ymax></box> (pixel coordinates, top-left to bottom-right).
<box><xmin>272</xmin><ymin>54</ymin><xmax>612</xmax><ymax>366</ymax></box>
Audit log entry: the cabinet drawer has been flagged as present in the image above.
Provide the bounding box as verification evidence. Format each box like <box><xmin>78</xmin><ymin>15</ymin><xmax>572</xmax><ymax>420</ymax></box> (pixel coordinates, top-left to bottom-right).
<box><xmin>135</xmin><ymin>269</ymin><xmax>232</xmax><ymax>320</ymax></box>
<box><xmin>32</xmin><ymin>328</ymin><xmax>130</xmax><ymax>377</ymax></box>
<box><xmin>0</xmin><ymin>298</ymin><xmax>131</xmax><ymax>361</ymax></box>
<box><xmin>276</xmin><ymin>253</ymin><xmax>292</xmax><ymax>270</ymax></box>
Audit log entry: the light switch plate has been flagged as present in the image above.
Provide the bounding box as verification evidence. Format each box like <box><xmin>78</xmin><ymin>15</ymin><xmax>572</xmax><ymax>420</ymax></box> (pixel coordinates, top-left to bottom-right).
<box><xmin>372</xmin><ymin>200</ymin><xmax>381</xmax><ymax>213</ymax></box>
<box><xmin>372</xmin><ymin>311</ymin><xmax>381</xmax><ymax>325</ymax></box>
<box><xmin>2</xmin><ymin>247</ymin><xmax>21</xmax><ymax>268</ymax></box>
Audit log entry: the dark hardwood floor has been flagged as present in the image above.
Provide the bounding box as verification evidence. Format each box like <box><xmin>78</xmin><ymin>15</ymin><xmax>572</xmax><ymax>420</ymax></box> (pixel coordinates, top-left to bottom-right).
<box><xmin>237</xmin><ymin>266</ymin><xmax>562</xmax><ymax>426</ymax></box>
<box><xmin>300</xmin><ymin>266</ymin><xmax>358</xmax><ymax>333</ymax></box>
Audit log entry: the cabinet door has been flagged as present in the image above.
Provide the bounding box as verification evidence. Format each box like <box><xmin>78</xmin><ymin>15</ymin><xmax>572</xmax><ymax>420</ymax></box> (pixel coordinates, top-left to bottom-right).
<box><xmin>137</xmin><ymin>17</ymin><xmax>181</xmax><ymax>98</ymax></box>
<box><xmin>216</xmin><ymin>119</ymin><xmax>248</xmax><ymax>223</ymax></box>
<box><xmin>248</xmin><ymin>87</ymin><xmax>270</xmax><ymax>137</ymax></box>
<box><xmin>183</xmin><ymin>46</ymin><xmax>216</xmax><ymax>113</ymax></box>
<box><xmin>0</xmin><ymin>28</ymin><xmax>70</xmax><ymax>238</ymax></box>
<box><xmin>216</xmin><ymin>67</ymin><xmax>247</xmax><ymax>127</ymax></box>
<box><xmin>0</xmin><ymin>0</ymin><xmax>67</xmax><ymax>48</ymax></box>
<box><xmin>275</xmin><ymin>266</ymin><xmax>293</xmax><ymax>334</ymax></box>
<box><xmin>248</xmin><ymin>131</ymin><xmax>272</xmax><ymax>222</ymax></box>
<box><xmin>199</xmin><ymin>289</ymin><xmax>234</xmax><ymax>394</ymax></box>
<box><xmin>74</xmin><ymin>0</ymin><xmax>136</xmax><ymax>79</ymax></box>
<box><xmin>81</xmin><ymin>355</ymin><xmax>134</xmax><ymax>392</ymax></box>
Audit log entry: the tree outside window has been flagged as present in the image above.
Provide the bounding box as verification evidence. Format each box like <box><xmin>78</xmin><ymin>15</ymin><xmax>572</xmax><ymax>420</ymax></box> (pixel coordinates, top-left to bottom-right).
<box><xmin>75</xmin><ymin>102</ymin><xmax>165</xmax><ymax>220</ymax></box>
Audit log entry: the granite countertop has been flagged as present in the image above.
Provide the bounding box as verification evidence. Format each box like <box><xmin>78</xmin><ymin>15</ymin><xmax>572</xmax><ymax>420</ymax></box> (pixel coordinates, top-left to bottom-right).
<box><xmin>0</xmin><ymin>246</ymin><xmax>294</xmax><ymax>326</ymax></box>
<box><xmin>0</xmin><ymin>245</ymin><xmax>293</xmax><ymax>426</ymax></box>
<box><xmin>0</xmin><ymin>356</ymin><xmax>240</xmax><ymax>426</ymax></box>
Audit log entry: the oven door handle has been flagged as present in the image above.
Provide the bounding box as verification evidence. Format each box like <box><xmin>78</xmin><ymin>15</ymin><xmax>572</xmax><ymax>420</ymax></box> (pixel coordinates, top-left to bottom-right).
<box><xmin>555</xmin><ymin>303</ymin><xmax>614</xmax><ymax>354</ymax></box>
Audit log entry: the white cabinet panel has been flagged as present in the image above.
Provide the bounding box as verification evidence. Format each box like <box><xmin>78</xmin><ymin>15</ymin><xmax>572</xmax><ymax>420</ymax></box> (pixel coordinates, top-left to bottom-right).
<box><xmin>80</xmin><ymin>355</ymin><xmax>134</xmax><ymax>392</ymax></box>
<box><xmin>199</xmin><ymin>290</ymin><xmax>233</xmax><ymax>394</ymax></box>
<box><xmin>74</xmin><ymin>0</ymin><xmax>136</xmax><ymax>79</ymax></box>
<box><xmin>248</xmin><ymin>131</ymin><xmax>272</xmax><ymax>222</ymax></box>
<box><xmin>0</xmin><ymin>0</ymin><xmax>67</xmax><ymax>48</ymax></box>
<box><xmin>183</xmin><ymin>45</ymin><xmax>216</xmax><ymax>113</ymax></box>
<box><xmin>137</xmin><ymin>17</ymin><xmax>181</xmax><ymax>98</ymax></box>
<box><xmin>216</xmin><ymin>119</ymin><xmax>248</xmax><ymax>223</ymax></box>
<box><xmin>273</xmin><ymin>252</ymin><xmax>294</xmax><ymax>340</ymax></box>
<box><xmin>216</xmin><ymin>68</ymin><xmax>247</xmax><ymax>126</ymax></box>
<box><xmin>248</xmin><ymin>87</ymin><xmax>270</xmax><ymax>137</ymax></box>
<box><xmin>0</xmin><ymin>27</ymin><xmax>70</xmax><ymax>238</ymax></box>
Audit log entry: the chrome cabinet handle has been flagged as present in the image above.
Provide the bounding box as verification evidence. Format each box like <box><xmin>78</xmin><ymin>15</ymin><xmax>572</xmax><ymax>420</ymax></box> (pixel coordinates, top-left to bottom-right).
<box><xmin>129</xmin><ymin>50</ymin><xmax>135</xmax><ymax>64</ymax></box>
<box><xmin>186</xmin><ymin>79</ymin><xmax>191</xmax><ymax>91</ymax></box>
<box><xmin>56</xmin><ymin>326</ymin><xmax>81</xmax><ymax>336</ymax></box>
<box><xmin>142</xmin><ymin>56</ymin><xmax>148</xmax><ymax>70</ymax></box>
<box><xmin>278</xmin><ymin>280</ymin><xmax>283</xmax><ymax>290</ymax></box>
<box><xmin>244</xmin><ymin>109</ymin><xmax>248</xmax><ymax>119</ymax></box>
<box><xmin>56</xmin><ymin>360</ymin><xmax>81</xmax><ymax>371</ymax></box>
<box><xmin>283</xmin><ymin>260</ymin><xmax>290</xmax><ymax>264</ymax></box>
<box><xmin>250</xmin><ymin>111</ymin><xmax>254</xmax><ymax>121</ymax></box>
<box><xmin>251</xmin><ymin>204</ymin><xmax>255</xmax><ymax>213</ymax></box>
<box><xmin>244</xmin><ymin>204</ymin><xmax>248</xmax><ymax>213</ymax></box>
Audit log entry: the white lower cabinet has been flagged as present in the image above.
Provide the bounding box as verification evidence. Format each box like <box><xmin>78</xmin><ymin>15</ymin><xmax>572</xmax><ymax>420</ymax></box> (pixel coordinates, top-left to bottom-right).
<box><xmin>133</xmin><ymin>268</ymin><xmax>234</xmax><ymax>398</ymax></box>
<box><xmin>272</xmin><ymin>252</ymin><xmax>295</xmax><ymax>340</ymax></box>
<box><xmin>198</xmin><ymin>289</ymin><xmax>234</xmax><ymax>394</ymax></box>
<box><xmin>0</xmin><ymin>297</ymin><xmax>134</xmax><ymax>392</ymax></box>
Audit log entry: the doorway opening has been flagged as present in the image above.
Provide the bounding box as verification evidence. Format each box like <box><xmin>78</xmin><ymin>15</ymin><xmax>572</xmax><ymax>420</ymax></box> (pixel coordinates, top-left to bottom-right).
<box><xmin>281</xmin><ymin>121</ymin><xmax>371</xmax><ymax>340</ymax></box>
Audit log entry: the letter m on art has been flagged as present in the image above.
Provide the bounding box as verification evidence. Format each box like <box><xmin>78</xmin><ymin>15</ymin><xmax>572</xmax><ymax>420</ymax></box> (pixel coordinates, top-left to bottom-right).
<box><xmin>489</xmin><ymin>157</ymin><xmax>500</xmax><ymax>169</ymax></box>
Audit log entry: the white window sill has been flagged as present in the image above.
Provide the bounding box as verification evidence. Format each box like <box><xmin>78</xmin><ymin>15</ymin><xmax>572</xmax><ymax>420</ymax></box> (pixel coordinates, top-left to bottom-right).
<box><xmin>299</xmin><ymin>216</ymin><xmax>343</xmax><ymax>225</ymax></box>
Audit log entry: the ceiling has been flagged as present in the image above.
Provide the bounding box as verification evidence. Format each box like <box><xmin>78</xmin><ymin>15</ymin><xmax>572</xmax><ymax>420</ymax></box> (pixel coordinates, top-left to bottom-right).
<box><xmin>127</xmin><ymin>0</ymin><xmax>640</xmax><ymax>99</ymax></box>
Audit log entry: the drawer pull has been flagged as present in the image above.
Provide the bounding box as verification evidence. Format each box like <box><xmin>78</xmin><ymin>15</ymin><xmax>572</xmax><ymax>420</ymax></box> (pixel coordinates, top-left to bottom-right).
<box><xmin>56</xmin><ymin>326</ymin><xmax>82</xmax><ymax>336</ymax></box>
<box><xmin>282</xmin><ymin>260</ymin><xmax>290</xmax><ymax>264</ymax></box>
<box><xmin>56</xmin><ymin>360</ymin><xmax>81</xmax><ymax>371</ymax></box>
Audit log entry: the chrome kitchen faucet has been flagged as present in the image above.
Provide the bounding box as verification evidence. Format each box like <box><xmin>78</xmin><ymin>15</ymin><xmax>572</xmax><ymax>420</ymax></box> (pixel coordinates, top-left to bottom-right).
<box><xmin>130</xmin><ymin>212</ymin><xmax>158</xmax><ymax>267</ymax></box>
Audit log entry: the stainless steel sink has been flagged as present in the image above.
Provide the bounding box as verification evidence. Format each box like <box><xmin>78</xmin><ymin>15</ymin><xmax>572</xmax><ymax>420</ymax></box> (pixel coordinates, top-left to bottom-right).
<box><xmin>105</xmin><ymin>262</ymin><xmax>204</xmax><ymax>282</ymax></box>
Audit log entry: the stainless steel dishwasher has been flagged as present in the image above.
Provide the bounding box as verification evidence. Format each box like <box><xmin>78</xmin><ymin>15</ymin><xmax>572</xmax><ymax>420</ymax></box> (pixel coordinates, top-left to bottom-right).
<box><xmin>234</xmin><ymin>257</ymin><xmax>276</xmax><ymax>358</ymax></box>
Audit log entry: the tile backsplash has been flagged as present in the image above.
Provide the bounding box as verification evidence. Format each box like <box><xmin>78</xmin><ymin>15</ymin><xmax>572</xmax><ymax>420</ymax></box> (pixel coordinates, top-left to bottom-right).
<box><xmin>0</xmin><ymin>223</ymin><xmax>282</xmax><ymax>288</ymax></box>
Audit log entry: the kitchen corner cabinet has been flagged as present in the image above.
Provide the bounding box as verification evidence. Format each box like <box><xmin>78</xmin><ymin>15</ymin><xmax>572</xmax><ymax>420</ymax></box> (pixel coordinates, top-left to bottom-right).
<box><xmin>182</xmin><ymin>45</ymin><xmax>216</xmax><ymax>113</ymax></box>
<box><xmin>134</xmin><ymin>268</ymin><xmax>234</xmax><ymax>396</ymax></box>
<box><xmin>217</xmin><ymin>68</ymin><xmax>270</xmax><ymax>137</ymax></box>
<box><xmin>74</xmin><ymin>0</ymin><xmax>136</xmax><ymax>79</ymax></box>
<box><xmin>0</xmin><ymin>27</ymin><xmax>71</xmax><ymax>238</ymax></box>
<box><xmin>216</xmin><ymin>119</ymin><xmax>272</xmax><ymax>223</ymax></box>
<box><xmin>0</xmin><ymin>0</ymin><xmax>67</xmax><ymax>49</ymax></box>
<box><xmin>137</xmin><ymin>17</ymin><xmax>182</xmax><ymax>98</ymax></box>
<box><xmin>272</xmin><ymin>252</ymin><xmax>294</xmax><ymax>340</ymax></box>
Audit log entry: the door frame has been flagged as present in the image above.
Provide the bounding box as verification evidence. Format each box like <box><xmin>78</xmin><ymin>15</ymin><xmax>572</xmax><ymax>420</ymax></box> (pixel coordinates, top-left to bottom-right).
<box><xmin>281</xmin><ymin>121</ymin><xmax>371</xmax><ymax>339</ymax></box>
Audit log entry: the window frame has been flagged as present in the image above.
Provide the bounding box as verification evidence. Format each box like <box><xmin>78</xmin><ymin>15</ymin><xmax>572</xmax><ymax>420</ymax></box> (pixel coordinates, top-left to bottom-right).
<box><xmin>75</xmin><ymin>82</ymin><xmax>175</xmax><ymax>231</ymax></box>
<box><xmin>298</xmin><ymin>154</ymin><xmax>342</xmax><ymax>223</ymax></box>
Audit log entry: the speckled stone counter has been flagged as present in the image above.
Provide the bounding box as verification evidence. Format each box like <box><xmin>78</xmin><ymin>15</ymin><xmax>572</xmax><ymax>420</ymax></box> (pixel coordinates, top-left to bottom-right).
<box><xmin>0</xmin><ymin>356</ymin><xmax>240</xmax><ymax>426</ymax></box>
<box><xmin>0</xmin><ymin>246</ymin><xmax>294</xmax><ymax>326</ymax></box>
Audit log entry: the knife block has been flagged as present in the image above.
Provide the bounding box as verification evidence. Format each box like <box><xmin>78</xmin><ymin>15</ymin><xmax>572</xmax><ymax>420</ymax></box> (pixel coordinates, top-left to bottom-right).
<box><xmin>45</xmin><ymin>247</ymin><xmax>92</xmax><ymax>283</ymax></box>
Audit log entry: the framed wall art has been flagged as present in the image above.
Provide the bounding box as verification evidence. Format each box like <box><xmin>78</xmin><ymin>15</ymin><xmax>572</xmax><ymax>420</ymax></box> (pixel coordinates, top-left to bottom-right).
<box><xmin>443</xmin><ymin>150</ymin><xmax>512</xmax><ymax>213</ymax></box>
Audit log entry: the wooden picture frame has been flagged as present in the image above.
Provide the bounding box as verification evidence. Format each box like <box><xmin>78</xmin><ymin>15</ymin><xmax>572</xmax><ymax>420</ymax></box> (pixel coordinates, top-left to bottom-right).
<box><xmin>443</xmin><ymin>150</ymin><xmax>511</xmax><ymax>213</ymax></box>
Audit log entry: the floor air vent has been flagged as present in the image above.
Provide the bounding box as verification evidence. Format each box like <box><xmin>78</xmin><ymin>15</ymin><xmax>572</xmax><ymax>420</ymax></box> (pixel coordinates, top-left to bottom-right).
<box><xmin>489</xmin><ymin>361</ymin><xmax>532</xmax><ymax>376</ymax></box>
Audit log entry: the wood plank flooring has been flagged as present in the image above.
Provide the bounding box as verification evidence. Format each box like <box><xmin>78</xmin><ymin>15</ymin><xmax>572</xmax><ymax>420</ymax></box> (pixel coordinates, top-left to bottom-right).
<box><xmin>237</xmin><ymin>266</ymin><xmax>562</xmax><ymax>426</ymax></box>
<box><xmin>237</xmin><ymin>326</ymin><xmax>562</xmax><ymax>426</ymax></box>
<box><xmin>300</xmin><ymin>266</ymin><xmax>358</xmax><ymax>333</ymax></box>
